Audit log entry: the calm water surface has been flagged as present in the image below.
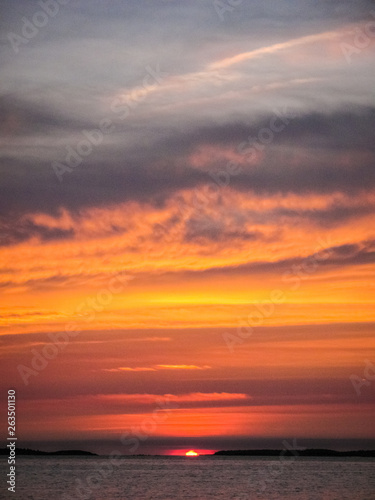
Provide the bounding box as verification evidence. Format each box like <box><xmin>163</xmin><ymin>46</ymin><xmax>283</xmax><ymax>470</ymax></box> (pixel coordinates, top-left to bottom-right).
<box><xmin>2</xmin><ymin>456</ymin><xmax>374</xmax><ymax>500</ymax></box>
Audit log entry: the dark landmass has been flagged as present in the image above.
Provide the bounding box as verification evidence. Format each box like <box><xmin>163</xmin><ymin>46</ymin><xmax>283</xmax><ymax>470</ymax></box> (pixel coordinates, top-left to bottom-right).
<box><xmin>2</xmin><ymin>448</ymin><xmax>374</xmax><ymax>458</ymax></box>
<box><xmin>214</xmin><ymin>449</ymin><xmax>375</xmax><ymax>457</ymax></box>
<box><xmin>0</xmin><ymin>448</ymin><xmax>97</xmax><ymax>456</ymax></box>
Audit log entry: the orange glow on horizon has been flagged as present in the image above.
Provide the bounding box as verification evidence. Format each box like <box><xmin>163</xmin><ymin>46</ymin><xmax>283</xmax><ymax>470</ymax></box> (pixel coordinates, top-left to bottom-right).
<box><xmin>186</xmin><ymin>450</ymin><xmax>199</xmax><ymax>456</ymax></box>
<box><xmin>167</xmin><ymin>449</ymin><xmax>216</xmax><ymax>456</ymax></box>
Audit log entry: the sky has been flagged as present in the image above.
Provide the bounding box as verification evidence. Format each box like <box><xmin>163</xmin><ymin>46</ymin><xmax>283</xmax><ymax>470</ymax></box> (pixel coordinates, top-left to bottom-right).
<box><xmin>0</xmin><ymin>0</ymin><xmax>374</xmax><ymax>455</ymax></box>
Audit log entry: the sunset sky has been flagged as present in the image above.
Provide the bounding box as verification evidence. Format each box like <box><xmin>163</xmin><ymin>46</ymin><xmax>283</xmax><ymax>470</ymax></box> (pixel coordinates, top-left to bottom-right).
<box><xmin>1</xmin><ymin>0</ymin><xmax>374</xmax><ymax>455</ymax></box>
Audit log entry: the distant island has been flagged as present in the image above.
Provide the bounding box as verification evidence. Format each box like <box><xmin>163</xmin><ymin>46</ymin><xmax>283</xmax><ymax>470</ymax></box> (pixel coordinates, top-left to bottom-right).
<box><xmin>214</xmin><ymin>449</ymin><xmax>375</xmax><ymax>457</ymax></box>
<box><xmin>0</xmin><ymin>448</ymin><xmax>97</xmax><ymax>456</ymax></box>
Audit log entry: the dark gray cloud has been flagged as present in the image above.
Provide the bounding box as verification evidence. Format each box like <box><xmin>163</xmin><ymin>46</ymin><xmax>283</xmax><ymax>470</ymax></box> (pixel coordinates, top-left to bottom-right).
<box><xmin>1</xmin><ymin>106</ymin><xmax>374</xmax><ymax>222</ymax></box>
<box><xmin>270</xmin><ymin>203</ymin><xmax>375</xmax><ymax>227</ymax></box>
<box><xmin>0</xmin><ymin>217</ymin><xmax>74</xmax><ymax>246</ymax></box>
<box><xmin>0</xmin><ymin>95</ymin><xmax>96</xmax><ymax>137</ymax></box>
<box><xmin>184</xmin><ymin>216</ymin><xmax>263</xmax><ymax>244</ymax></box>
<box><xmin>233</xmin><ymin>200</ymin><xmax>375</xmax><ymax>230</ymax></box>
<box><xmin>160</xmin><ymin>238</ymin><xmax>375</xmax><ymax>279</ymax></box>
<box><xmin>0</xmin><ymin>157</ymin><xmax>207</xmax><ymax>218</ymax></box>
<box><xmin>270</xmin><ymin>107</ymin><xmax>375</xmax><ymax>151</ymax></box>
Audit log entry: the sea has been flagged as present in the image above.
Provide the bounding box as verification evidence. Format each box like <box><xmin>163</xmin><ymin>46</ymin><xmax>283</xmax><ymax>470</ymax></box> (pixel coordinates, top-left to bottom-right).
<box><xmin>2</xmin><ymin>456</ymin><xmax>375</xmax><ymax>500</ymax></box>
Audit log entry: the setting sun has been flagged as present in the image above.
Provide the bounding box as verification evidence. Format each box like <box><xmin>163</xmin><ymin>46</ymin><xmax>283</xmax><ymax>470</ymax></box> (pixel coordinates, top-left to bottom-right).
<box><xmin>186</xmin><ymin>450</ymin><xmax>199</xmax><ymax>457</ymax></box>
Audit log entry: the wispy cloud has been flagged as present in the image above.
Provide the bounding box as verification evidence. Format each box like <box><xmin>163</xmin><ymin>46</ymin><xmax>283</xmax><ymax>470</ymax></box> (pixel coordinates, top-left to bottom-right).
<box><xmin>209</xmin><ymin>28</ymin><xmax>346</xmax><ymax>70</ymax></box>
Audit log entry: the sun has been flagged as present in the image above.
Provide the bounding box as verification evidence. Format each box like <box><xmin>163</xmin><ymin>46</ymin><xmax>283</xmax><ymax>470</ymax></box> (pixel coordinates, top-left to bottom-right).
<box><xmin>185</xmin><ymin>450</ymin><xmax>199</xmax><ymax>456</ymax></box>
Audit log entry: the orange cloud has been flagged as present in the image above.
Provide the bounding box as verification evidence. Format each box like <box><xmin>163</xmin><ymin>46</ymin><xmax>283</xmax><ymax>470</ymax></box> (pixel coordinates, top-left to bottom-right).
<box><xmin>156</xmin><ymin>365</ymin><xmax>211</xmax><ymax>370</ymax></box>
<box><xmin>170</xmin><ymin>392</ymin><xmax>249</xmax><ymax>402</ymax></box>
<box><xmin>104</xmin><ymin>367</ymin><xmax>157</xmax><ymax>372</ymax></box>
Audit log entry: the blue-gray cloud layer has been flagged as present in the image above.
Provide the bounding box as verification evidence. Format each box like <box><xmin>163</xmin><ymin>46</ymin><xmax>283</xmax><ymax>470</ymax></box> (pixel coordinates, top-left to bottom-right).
<box><xmin>1</xmin><ymin>0</ymin><xmax>374</xmax><ymax>228</ymax></box>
